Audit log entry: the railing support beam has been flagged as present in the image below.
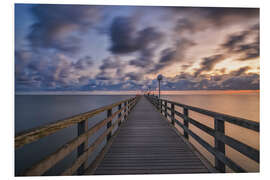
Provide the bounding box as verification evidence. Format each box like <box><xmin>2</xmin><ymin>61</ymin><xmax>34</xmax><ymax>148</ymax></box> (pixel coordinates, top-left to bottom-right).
<box><xmin>77</xmin><ymin>119</ymin><xmax>88</xmax><ymax>175</ymax></box>
<box><xmin>171</xmin><ymin>104</ymin><xmax>175</xmax><ymax>125</ymax></box>
<box><xmin>183</xmin><ymin>108</ymin><xmax>189</xmax><ymax>139</ymax></box>
<box><xmin>215</xmin><ymin>118</ymin><xmax>225</xmax><ymax>172</ymax></box>
<box><xmin>106</xmin><ymin>109</ymin><xmax>112</xmax><ymax>141</ymax></box>
<box><xmin>118</xmin><ymin>104</ymin><xmax>122</xmax><ymax>127</ymax></box>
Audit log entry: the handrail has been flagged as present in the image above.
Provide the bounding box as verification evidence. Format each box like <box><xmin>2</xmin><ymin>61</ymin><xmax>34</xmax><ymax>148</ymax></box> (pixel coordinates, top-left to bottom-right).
<box><xmin>16</xmin><ymin>96</ymin><xmax>140</xmax><ymax>176</ymax></box>
<box><xmin>145</xmin><ymin>94</ymin><xmax>259</xmax><ymax>173</ymax></box>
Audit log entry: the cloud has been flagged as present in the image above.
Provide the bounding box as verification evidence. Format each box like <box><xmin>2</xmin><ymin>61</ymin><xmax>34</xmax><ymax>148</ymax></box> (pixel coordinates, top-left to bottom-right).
<box><xmin>15</xmin><ymin>50</ymin><xmax>95</xmax><ymax>91</ymax></box>
<box><xmin>109</xmin><ymin>16</ymin><xmax>164</xmax><ymax>54</ymax></box>
<box><xmin>171</xmin><ymin>7</ymin><xmax>259</xmax><ymax>32</ymax></box>
<box><xmin>230</xmin><ymin>66</ymin><xmax>251</xmax><ymax>76</ymax></box>
<box><xmin>27</xmin><ymin>4</ymin><xmax>103</xmax><ymax>53</ymax></box>
<box><xmin>194</xmin><ymin>54</ymin><xmax>225</xmax><ymax>77</ymax></box>
<box><xmin>148</xmin><ymin>39</ymin><xmax>195</xmax><ymax>73</ymax></box>
<box><xmin>162</xmin><ymin>69</ymin><xmax>259</xmax><ymax>90</ymax></box>
<box><xmin>72</xmin><ymin>56</ymin><xmax>93</xmax><ymax>70</ymax></box>
<box><xmin>221</xmin><ymin>74</ymin><xmax>259</xmax><ymax>90</ymax></box>
<box><xmin>221</xmin><ymin>24</ymin><xmax>259</xmax><ymax>61</ymax></box>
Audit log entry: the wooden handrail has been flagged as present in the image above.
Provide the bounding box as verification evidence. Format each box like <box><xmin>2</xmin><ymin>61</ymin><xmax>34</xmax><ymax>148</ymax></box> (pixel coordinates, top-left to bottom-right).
<box><xmin>15</xmin><ymin>97</ymin><xmax>136</xmax><ymax>149</ymax></box>
<box><xmin>16</xmin><ymin>96</ymin><xmax>140</xmax><ymax>176</ymax></box>
<box><xmin>145</xmin><ymin>95</ymin><xmax>259</xmax><ymax>173</ymax></box>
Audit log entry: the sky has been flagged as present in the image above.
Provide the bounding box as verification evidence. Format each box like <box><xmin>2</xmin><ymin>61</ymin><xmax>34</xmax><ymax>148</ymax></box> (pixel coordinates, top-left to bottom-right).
<box><xmin>14</xmin><ymin>4</ymin><xmax>260</xmax><ymax>93</ymax></box>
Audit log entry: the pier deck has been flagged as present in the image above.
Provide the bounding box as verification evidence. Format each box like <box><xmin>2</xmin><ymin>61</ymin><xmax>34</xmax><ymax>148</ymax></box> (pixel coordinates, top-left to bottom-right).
<box><xmin>93</xmin><ymin>96</ymin><xmax>210</xmax><ymax>175</ymax></box>
<box><xmin>15</xmin><ymin>95</ymin><xmax>259</xmax><ymax>175</ymax></box>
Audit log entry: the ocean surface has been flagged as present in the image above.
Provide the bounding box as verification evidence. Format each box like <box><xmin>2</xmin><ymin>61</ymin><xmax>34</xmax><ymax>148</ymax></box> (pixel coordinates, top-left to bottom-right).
<box><xmin>15</xmin><ymin>91</ymin><xmax>259</xmax><ymax>175</ymax></box>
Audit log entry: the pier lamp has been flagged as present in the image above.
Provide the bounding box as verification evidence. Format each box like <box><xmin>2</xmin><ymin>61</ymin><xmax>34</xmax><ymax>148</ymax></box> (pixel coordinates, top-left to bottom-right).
<box><xmin>157</xmin><ymin>74</ymin><xmax>163</xmax><ymax>98</ymax></box>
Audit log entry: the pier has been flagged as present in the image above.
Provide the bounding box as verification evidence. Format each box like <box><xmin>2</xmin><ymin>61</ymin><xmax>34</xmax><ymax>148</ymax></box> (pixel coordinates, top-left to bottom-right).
<box><xmin>15</xmin><ymin>95</ymin><xmax>259</xmax><ymax>175</ymax></box>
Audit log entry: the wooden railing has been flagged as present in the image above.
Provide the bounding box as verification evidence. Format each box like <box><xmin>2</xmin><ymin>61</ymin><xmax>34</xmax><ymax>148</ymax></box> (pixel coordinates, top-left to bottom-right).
<box><xmin>15</xmin><ymin>96</ymin><xmax>140</xmax><ymax>176</ymax></box>
<box><xmin>145</xmin><ymin>95</ymin><xmax>259</xmax><ymax>173</ymax></box>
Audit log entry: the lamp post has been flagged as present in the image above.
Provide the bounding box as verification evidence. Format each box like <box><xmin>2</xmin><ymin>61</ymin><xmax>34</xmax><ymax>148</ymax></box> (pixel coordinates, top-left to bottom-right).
<box><xmin>157</xmin><ymin>74</ymin><xmax>163</xmax><ymax>98</ymax></box>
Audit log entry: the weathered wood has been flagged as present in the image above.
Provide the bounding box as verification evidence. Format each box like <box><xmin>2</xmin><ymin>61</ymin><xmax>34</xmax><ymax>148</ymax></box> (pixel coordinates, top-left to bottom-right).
<box><xmin>174</xmin><ymin>119</ymin><xmax>245</xmax><ymax>172</ymax></box>
<box><xmin>106</xmin><ymin>109</ymin><xmax>112</xmax><ymax>141</ymax></box>
<box><xmin>164</xmin><ymin>101</ymin><xmax>168</xmax><ymax>118</ymax></box>
<box><xmin>183</xmin><ymin>108</ymin><xmax>189</xmax><ymax>139</ymax></box>
<box><xmin>164</xmin><ymin>99</ymin><xmax>259</xmax><ymax>132</ymax></box>
<box><xmin>171</xmin><ymin>104</ymin><xmax>175</xmax><ymax>125</ymax></box>
<box><xmin>214</xmin><ymin>118</ymin><xmax>225</xmax><ymax>172</ymax></box>
<box><xmin>61</xmin><ymin>112</ymin><xmax>127</xmax><ymax>175</ymax></box>
<box><xmin>147</xmin><ymin>95</ymin><xmax>259</xmax><ymax>172</ymax></box>
<box><xmin>20</xmin><ymin>98</ymin><xmax>138</xmax><ymax>176</ymax></box>
<box><xmin>77</xmin><ymin>119</ymin><xmax>88</xmax><ymax>174</ymax></box>
<box><xmin>118</xmin><ymin>104</ymin><xmax>122</xmax><ymax>126</ymax></box>
<box><xmin>175</xmin><ymin>110</ymin><xmax>259</xmax><ymax>163</ymax></box>
<box><xmin>15</xmin><ymin>97</ymin><xmax>135</xmax><ymax>149</ymax></box>
<box><xmin>21</xmin><ymin>105</ymin><xmax>129</xmax><ymax>176</ymax></box>
<box><xmin>93</xmin><ymin>96</ymin><xmax>210</xmax><ymax>175</ymax></box>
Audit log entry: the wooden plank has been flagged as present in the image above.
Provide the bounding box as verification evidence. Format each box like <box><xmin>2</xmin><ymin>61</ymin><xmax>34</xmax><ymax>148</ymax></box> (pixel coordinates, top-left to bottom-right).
<box><xmin>83</xmin><ymin>101</ymin><xmax>137</xmax><ymax>175</ymax></box>
<box><xmin>92</xmin><ymin>96</ymin><xmax>210</xmax><ymax>175</ymax></box>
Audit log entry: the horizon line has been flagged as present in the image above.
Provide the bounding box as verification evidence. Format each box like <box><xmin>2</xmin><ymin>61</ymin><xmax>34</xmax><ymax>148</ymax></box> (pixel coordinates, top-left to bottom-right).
<box><xmin>15</xmin><ymin>89</ymin><xmax>259</xmax><ymax>95</ymax></box>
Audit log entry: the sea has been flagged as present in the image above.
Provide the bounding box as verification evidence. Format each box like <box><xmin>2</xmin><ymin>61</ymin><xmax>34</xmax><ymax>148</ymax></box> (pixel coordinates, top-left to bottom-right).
<box><xmin>15</xmin><ymin>90</ymin><xmax>259</xmax><ymax>175</ymax></box>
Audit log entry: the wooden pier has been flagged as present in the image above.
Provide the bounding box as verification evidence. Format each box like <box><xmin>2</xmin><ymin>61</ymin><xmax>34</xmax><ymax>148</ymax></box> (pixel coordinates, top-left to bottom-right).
<box><xmin>15</xmin><ymin>95</ymin><xmax>259</xmax><ymax>176</ymax></box>
<box><xmin>92</xmin><ymin>96</ymin><xmax>211</xmax><ymax>175</ymax></box>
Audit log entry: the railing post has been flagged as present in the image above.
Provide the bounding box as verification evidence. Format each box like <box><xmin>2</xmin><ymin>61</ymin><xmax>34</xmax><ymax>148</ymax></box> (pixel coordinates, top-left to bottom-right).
<box><xmin>107</xmin><ymin>108</ymin><xmax>112</xmax><ymax>141</ymax></box>
<box><xmin>183</xmin><ymin>108</ymin><xmax>189</xmax><ymax>139</ymax></box>
<box><xmin>165</xmin><ymin>101</ymin><xmax>168</xmax><ymax>118</ymax></box>
<box><xmin>171</xmin><ymin>103</ymin><xmax>175</xmax><ymax>125</ymax></box>
<box><xmin>118</xmin><ymin>103</ymin><xmax>122</xmax><ymax>127</ymax></box>
<box><xmin>128</xmin><ymin>100</ymin><xmax>131</xmax><ymax>113</ymax></box>
<box><xmin>77</xmin><ymin>119</ymin><xmax>88</xmax><ymax>174</ymax></box>
<box><xmin>124</xmin><ymin>101</ymin><xmax>127</xmax><ymax>121</ymax></box>
<box><xmin>214</xmin><ymin>118</ymin><xmax>225</xmax><ymax>172</ymax></box>
<box><xmin>160</xmin><ymin>99</ymin><xmax>163</xmax><ymax>113</ymax></box>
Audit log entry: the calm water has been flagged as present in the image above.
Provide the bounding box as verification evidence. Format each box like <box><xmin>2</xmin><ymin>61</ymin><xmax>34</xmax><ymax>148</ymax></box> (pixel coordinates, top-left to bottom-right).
<box><xmin>15</xmin><ymin>92</ymin><xmax>259</xmax><ymax>175</ymax></box>
<box><xmin>162</xmin><ymin>92</ymin><xmax>259</xmax><ymax>172</ymax></box>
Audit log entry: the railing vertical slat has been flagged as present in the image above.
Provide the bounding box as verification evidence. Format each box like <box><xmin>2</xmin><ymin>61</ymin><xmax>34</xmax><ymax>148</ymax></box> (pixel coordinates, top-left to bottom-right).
<box><xmin>171</xmin><ymin>103</ymin><xmax>175</xmax><ymax>125</ymax></box>
<box><xmin>77</xmin><ymin>119</ymin><xmax>88</xmax><ymax>174</ymax></box>
<box><xmin>165</xmin><ymin>101</ymin><xmax>168</xmax><ymax>118</ymax></box>
<box><xmin>215</xmin><ymin>118</ymin><xmax>225</xmax><ymax>172</ymax></box>
<box><xmin>106</xmin><ymin>109</ymin><xmax>112</xmax><ymax>141</ymax></box>
<box><xmin>183</xmin><ymin>108</ymin><xmax>189</xmax><ymax>139</ymax></box>
<box><xmin>160</xmin><ymin>99</ymin><xmax>163</xmax><ymax>113</ymax></box>
<box><xmin>124</xmin><ymin>102</ymin><xmax>127</xmax><ymax>121</ymax></box>
<box><xmin>118</xmin><ymin>103</ymin><xmax>122</xmax><ymax>127</ymax></box>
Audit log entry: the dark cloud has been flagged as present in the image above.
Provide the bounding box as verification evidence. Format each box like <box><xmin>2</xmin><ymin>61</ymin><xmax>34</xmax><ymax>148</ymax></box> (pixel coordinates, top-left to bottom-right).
<box><xmin>171</xmin><ymin>7</ymin><xmax>259</xmax><ymax>32</ymax></box>
<box><xmin>194</xmin><ymin>54</ymin><xmax>225</xmax><ymax>77</ymax></box>
<box><xmin>28</xmin><ymin>4</ymin><xmax>103</xmax><ymax>53</ymax></box>
<box><xmin>15</xmin><ymin>51</ymin><xmax>95</xmax><ymax>91</ymax></box>
<box><xmin>99</xmin><ymin>58</ymin><xmax>120</xmax><ymax>70</ymax></box>
<box><xmin>230</xmin><ymin>66</ymin><xmax>251</xmax><ymax>76</ymax></box>
<box><xmin>162</xmin><ymin>69</ymin><xmax>259</xmax><ymax>90</ymax></box>
<box><xmin>72</xmin><ymin>56</ymin><xmax>93</xmax><ymax>70</ymax></box>
<box><xmin>221</xmin><ymin>74</ymin><xmax>259</xmax><ymax>90</ymax></box>
<box><xmin>109</xmin><ymin>16</ymin><xmax>164</xmax><ymax>54</ymax></box>
<box><xmin>95</xmin><ymin>57</ymin><xmax>127</xmax><ymax>81</ymax></box>
<box><xmin>201</xmin><ymin>8</ymin><xmax>259</xmax><ymax>27</ymax></box>
<box><xmin>221</xmin><ymin>24</ymin><xmax>259</xmax><ymax>61</ymax></box>
<box><xmin>148</xmin><ymin>39</ymin><xmax>195</xmax><ymax>73</ymax></box>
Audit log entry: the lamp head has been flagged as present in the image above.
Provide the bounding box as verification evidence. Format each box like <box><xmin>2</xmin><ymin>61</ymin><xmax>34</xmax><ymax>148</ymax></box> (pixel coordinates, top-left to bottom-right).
<box><xmin>157</xmin><ymin>74</ymin><xmax>163</xmax><ymax>81</ymax></box>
